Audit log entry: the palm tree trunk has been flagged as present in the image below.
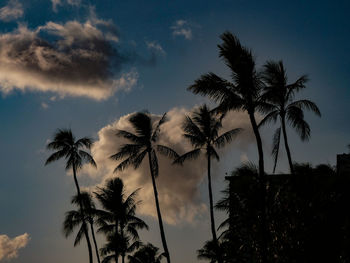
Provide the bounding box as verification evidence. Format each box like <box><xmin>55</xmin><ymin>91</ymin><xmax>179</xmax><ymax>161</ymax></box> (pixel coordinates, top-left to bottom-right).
<box><xmin>73</xmin><ymin>164</ymin><xmax>94</xmax><ymax>263</ymax></box>
<box><xmin>206</xmin><ymin>148</ymin><xmax>223</xmax><ymax>263</ymax></box>
<box><xmin>89</xmin><ymin>222</ymin><xmax>101</xmax><ymax>263</ymax></box>
<box><xmin>248</xmin><ymin>111</ymin><xmax>268</xmax><ymax>263</ymax></box>
<box><xmin>281</xmin><ymin>116</ymin><xmax>295</xmax><ymax>174</ymax></box>
<box><xmin>147</xmin><ymin>152</ymin><xmax>171</xmax><ymax>263</ymax></box>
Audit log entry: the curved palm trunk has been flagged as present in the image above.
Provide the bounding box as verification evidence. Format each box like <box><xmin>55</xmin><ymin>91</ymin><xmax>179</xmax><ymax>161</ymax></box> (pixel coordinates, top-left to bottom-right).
<box><xmin>73</xmin><ymin>164</ymin><xmax>94</xmax><ymax>263</ymax></box>
<box><xmin>147</xmin><ymin>152</ymin><xmax>171</xmax><ymax>263</ymax></box>
<box><xmin>206</xmin><ymin>148</ymin><xmax>223</xmax><ymax>263</ymax></box>
<box><xmin>281</xmin><ymin>116</ymin><xmax>295</xmax><ymax>174</ymax></box>
<box><xmin>89</xmin><ymin>221</ymin><xmax>101</xmax><ymax>263</ymax></box>
<box><xmin>248</xmin><ymin>111</ymin><xmax>268</xmax><ymax>263</ymax></box>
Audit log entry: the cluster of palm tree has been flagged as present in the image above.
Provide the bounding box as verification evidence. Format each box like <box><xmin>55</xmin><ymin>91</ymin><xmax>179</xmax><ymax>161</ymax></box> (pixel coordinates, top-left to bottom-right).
<box><xmin>44</xmin><ymin>31</ymin><xmax>320</xmax><ymax>263</ymax></box>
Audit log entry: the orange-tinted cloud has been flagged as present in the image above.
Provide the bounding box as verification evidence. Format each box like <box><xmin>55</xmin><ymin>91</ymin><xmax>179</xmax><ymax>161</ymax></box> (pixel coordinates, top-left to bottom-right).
<box><xmin>0</xmin><ymin>233</ymin><xmax>29</xmax><ymax>261</ymax></box>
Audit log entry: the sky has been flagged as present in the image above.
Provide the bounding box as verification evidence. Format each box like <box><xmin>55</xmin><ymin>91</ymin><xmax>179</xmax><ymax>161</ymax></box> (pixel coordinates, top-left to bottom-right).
<box><xmin>0</xmin><ymin>0</ymin><xmax>349</xmax><ymax>262</ymax></box>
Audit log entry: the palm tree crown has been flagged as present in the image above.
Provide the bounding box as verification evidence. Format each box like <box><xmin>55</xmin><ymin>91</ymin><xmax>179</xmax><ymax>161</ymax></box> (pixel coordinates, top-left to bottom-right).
<box><xmin>110</xmin><ymin>112</ymin><xmax>178</xmax><ymax>263</ymax></box>
<box><xmin>175</xmin><ymin>104</ymin><xmax>241</xmax><ymax>263</ymax></box>
<box><xmin>260</xmin><ymin>60</ymin><xmax>321</xmax><ymax>173</ymax></box>
<box><xmin>95</xmin><ymin>178</ymin><xmax>147</xmax><ymax>263</ymax></box>
<box><xmin>45</xmin><ymin>128</ymin><xmax>97</xmax><ymax>263</ymax></box>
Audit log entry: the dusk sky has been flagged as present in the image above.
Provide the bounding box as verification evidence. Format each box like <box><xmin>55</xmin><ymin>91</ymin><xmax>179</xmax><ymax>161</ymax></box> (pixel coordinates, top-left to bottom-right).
<box><xmin>0</xmin><ymin>0</ymin><xmax>349</xmax><ymax>262</ymax></box>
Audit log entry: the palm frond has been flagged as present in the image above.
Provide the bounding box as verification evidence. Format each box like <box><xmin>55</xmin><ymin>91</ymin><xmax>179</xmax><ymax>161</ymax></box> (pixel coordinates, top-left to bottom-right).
<box><xmin>258</xmin><ymin>110</ymin><xmax>279</xmax><ymax>128</ymax></box>
<box><xmin>288</xmin><ymin>99</ymin><xmax>321</xmax><ymax>117</ymax></box>
<box><xmin>45</xmin><ymin>149</ymin><xmax>68</xmax><ymax>165</ymax></box>
<box><xmin>286</xmin><ymin>106</ymin><xmax>311</xmax><ymax>141</ymax></box>
<box><xmin>73</xmin><ymin>224</ymin><xmax>86</xmax><ymax>247</ymax></box>
<box><xmin>156</xmin><ymin>145</ymin><xmax>179</xmax><ymax>159</ymax></box>
<box><xmin>116</xmin><ymin>130</ymin><xmax>143</xmax><ymax>144</ymax></box>
<box><xmin>188</xmin><ymin>72</ymin><xmax>232</xmax><ymax>102</ymax></box>
<box><xmin>151</xmin><ymin>113</ymin><xmax>167</xmax><ymax>142</ymax></box>
<box><xmin>75</xmin><ymin>137</ymin><xmax>94</xmax><ymax>149</ymax></box>
<box><xmin>173</xmin><ymin>148</ymin><xmax>201</xmax><ymax>165</ymax></box>
<box><xmin>214</xmin><ymin>128</ymin><xmax>242</xmax><ymax>148</ymax></box>
<box><xmin>79</xmin><ymin>150</ymin><xmax>97</xmax><ymax>168</ymax></box>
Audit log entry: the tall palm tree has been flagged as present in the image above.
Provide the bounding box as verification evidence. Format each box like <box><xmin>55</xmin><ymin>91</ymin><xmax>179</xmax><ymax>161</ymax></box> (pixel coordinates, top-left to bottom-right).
<box><xmin>45</xmin><ymin>129</ymin><xmax>97</xmax><ymax>263</ymax></box>
<box><xmin>110</xmin><ymin>112</ymin><xmax>178</xmax><ymax>263</ymax></box>
<box><xmin>259</xmin><ymin>60</ymin><xmax>321</xmax><ymax>174</ymax></box>
<box><xmin>174</xmin><ymin>104</ymin><xmax>241</xmax><ymax>263</ymax></box>
<box><xmin>95</xmin><ymin>178</ymin><xmax>148</xmax><ymax>263</ymax></box>
<box><xmin>63</xmin><ymin>192</ymin><xmax>101</xmax><ymax>263</ymax></box>
<box><xmin>128</xmin><ymin>243</ymin><xmax>164</xmax><ymax>263</ymax></box>
<box><xmin>188</xmin><ymin>32</ymin><xmax>269</xmax><ymax>263</ymax></box>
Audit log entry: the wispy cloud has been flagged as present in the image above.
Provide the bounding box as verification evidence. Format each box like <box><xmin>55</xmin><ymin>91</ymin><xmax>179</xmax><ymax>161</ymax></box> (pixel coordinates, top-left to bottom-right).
<box><xmin>146</xmin><ymin>41</ymin><xmax>166</xmax><ymax>56</ymax></box>
<box><xmin>81</xmin><ymin>107</ymin><xmax>255</xmax><ymax>225</ymax></box>
<box><xmin>171</xmin><ymin>20</ymin><xmax>193</xmax><ymax>40</ymax></box>
<box><xmin>0</xmin><ymin>0</ymin><xmax>23</xmax><ymax>22</ymax></box>
<box><xmin>0</xmin><ymin>233</ymin><xmax>30</xmax><ymax>261</ymax></box>
<box><xmin>0</xmin><ymin>14</ymin><xmax>138</xmax><ymax>100</ymax></box>
<box><xmin>51</xmin><ymin>0</ymin><xmax>81</xmax><ymax>12</ymax></box>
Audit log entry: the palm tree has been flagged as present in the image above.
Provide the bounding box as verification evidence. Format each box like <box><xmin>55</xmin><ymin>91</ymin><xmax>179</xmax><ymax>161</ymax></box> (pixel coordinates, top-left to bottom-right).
<box><xmin>197</xmin><ymin>239</ymin><xmax>226</xmax><ymax>263</ymax></box>
<box><xmin>45</xmin><ymin>129</ymin><xmax>97</xmax><ymax>263</ymax></box>
<box><xmin>110</xmin><ymin>112</ymin><xmax>178</xmax><ymax>263</ymax></box>
<box><xmin>174</xmin><ymin>104</ymin><xmax>241</xmax><ymax>263</ymax></box>
<box><xmin>188</xmin><ymin>32</ymin><xmax>269</xmax><ymax>263</ymax></box>
<box><xmin>63</xmin><ymin>192</ymin><xmax>101</xmax><ymax>263</ymax></box>
<box><xmin>259</xmin><ymin>60</ymin><xmax>321</xmax><ymax>174</ymax></box>
<box><xmin>95</xmin><ymin>177</ymin><xmax>148</xmax><ymax>263</ymax></box>
<box><xmin>128</xmin><ymin>243</ymin><xmax>164</xmax><ymax>263</ymax></box>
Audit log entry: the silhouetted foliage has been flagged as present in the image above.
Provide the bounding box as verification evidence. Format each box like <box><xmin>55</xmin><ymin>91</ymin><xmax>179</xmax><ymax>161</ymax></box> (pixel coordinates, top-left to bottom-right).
<box><xmin>128</xmin><ymin>243</ymin><xmax>164</xmax><ymax>263</ymax></box>
<box><xmin>45</xmin><ymin>129</ymin><xmax>96</xmax><ymax>263</ymax></box>
<box><xmin>174</xmin><ymin>104</ymin><xmax>240</xmax><ymax>263</ymax></box>
<box><xmin>188</xmin><ymin>32</ymin><xmax>269</xmax><ymax>263</ymax></box>
<box><xmin>260</xmin><ymin>60</ymin><xmax>321</xmax><ymax>174</ymax></box>
<box><xmin>110</xmin><ymin>112</ymin><xmax>178</xmax><ymax>263</ymax></box>
<box><xmin>95</xmin><ymin>178</ymin><xmax>147</xmax><ymax>263</ymax></box>
<box><xmin>219</xmin><ymin>163</ymin><xmax>350</xmax><ymax>262</ymax></box>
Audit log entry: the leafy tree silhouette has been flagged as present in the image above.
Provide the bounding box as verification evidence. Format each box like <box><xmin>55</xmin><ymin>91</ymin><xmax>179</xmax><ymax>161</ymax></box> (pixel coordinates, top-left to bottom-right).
<box><xmin>95</xmin><ymin>178</ymin><xmax>148</xmax><ymax>263</ymax></box>
<box><xmin>188</xmin><ymin>32</ymin><xmax>269</xmax><ymax>263</ymax></box>
<box><xmin>260</xmin><ymin>60</ymin><xmax>321</xmax><ymax>174</ymax></box>
<box><xmin>110</xmin><ymin>112</ymin><xmax>178</xmax><ymax>263</ymax></box>
<box><xmin>63</xmin><ymin>192</ymin><xmax>101</xmax><ymax>263</ymax></box>
<box><xmin>45</xmin><ymin>129</ymin><xmax>96</xmax><ymax>263</ymax></box>
<box><xmin>128</xmin><ymin>243</ymin><xmax>164</xmax><ymax>263</ymax></box>
<box><xmin>174</xmin><ymin>104</ymin><xmax>241</xmax><ymax>263</ymax></box>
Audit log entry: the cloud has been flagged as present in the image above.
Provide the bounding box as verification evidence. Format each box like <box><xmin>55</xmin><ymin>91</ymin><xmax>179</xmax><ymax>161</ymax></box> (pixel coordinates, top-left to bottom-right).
<box><xmin>51</xmin><ymin>0</ymin><xmax>81</xmax><ymax>12</ymax></box>
<box><xmin>0</xmin><ymin>16</ymin><xmax>138</xmax><ymax>100</ymax></box>
<box><xmin>82</xmin><ymin>107</ymin><xmax>255</xmax><ymax>225</ymax></box>
<box><xmin>146</xmin><ymin>41</ymin><xmax>166</xmax><ymax>56</ymax></box>
<box><xmin>171</xmin><ymin>20</ymin><xmax>193</xmax><ymax>40</ymax></box>
<box><xmin>0</xmin><ymin>233</ymin><xmax>30</xmax><ymax>261</ymax></box>
<box><xmin>41</xmin><ymin>102</ymin><xmax>49</xmax><ymax>109</ymax></box>
<box><xmin>0</xmin><ymin>0</ymin><xmax>23</xmax><ymax>22</ymax></box>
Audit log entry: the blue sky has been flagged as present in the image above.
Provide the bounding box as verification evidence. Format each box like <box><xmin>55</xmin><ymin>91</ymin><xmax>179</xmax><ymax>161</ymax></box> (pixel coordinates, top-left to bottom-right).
<box><xmin>0</xmin><ymin>0</ymin><xmax>349</xmax><ymax>262</ymax></box>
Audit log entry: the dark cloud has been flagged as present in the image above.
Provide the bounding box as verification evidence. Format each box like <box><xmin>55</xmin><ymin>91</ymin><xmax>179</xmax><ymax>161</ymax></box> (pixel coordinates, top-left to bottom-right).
<box><xmin>0</xmin><ymin>17</ymin><xmax>138</xmax><ymax>100</ymax></box>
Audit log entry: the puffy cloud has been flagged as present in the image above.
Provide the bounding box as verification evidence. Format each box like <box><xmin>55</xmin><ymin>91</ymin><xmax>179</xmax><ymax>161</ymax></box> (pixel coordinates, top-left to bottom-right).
<box><xmin>0</xmin><ymin>0</ymin><xmax>23</xmax><ymax>22</ymax></box>
<box><xmin>0</xmin><ymin>17</ymin><xmax>138</xmax><ymax>100</ymax></box>
<box><xmin>0</xmin><ymin>233</ymin><xmax>30</xmax><ymax>261</ymax></box>
<box><xmin>82</xmin><ymin>107</ymin><xmax>255</xmax><ymax>225</ymax></box>
<box><xmin>171</xmin><ymin>20</ymin><xmax>192</xmax><ymax>40</ymax></box>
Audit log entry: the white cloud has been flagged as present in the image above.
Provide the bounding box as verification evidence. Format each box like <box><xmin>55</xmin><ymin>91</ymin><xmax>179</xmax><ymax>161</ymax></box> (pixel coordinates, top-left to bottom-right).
<box><xmin>0</xmin><ymin>233</ymin><xmax>30</xmax><ymax>261</ymax></box>
<box><xmin>41</xmin><ymin>102</ymin><xmax>49</xmax><ymax>109</ymax></box>
<box><xmin>171</xmin><ymin>20</ymin><xmax>193</xmax><ymax>40</ymax></box>
<box><xmin>81</xmin><ymin>107</ymin><xmax>255</xmax><ymax>225</ymax></box>
<box><xmin>146</xmin><ymin>41</ymin><xmax>166</xmax><ymax>56</ymax></box>
<box><xmin>0</xmin><ymin>17</ymin><xmax>138</xmax><ymax>100</ymax></box>
<box><xmin>0</xmin><ymin>0</ymin><xmax>23</xmax><ymax>22</ymax></box>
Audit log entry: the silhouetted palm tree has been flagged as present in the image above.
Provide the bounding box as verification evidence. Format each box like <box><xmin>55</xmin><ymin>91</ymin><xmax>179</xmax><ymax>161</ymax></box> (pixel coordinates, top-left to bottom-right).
<box><xmin>188</xmin><ymin>32</ymin><xmax>269</xmax><ymax>263</ymax></box>
<box><xmin>174</xmin><ymin>104</ymin><xmax>241</xmax><ymax>263</ymax></box>
<box><xmin>260</xmin><ymin>60</ymin><xmax>321</xmax><ymax>174</ymax></box>
<box><xmin>45</xmin><ymin>129</ymin><xmax>96</xmax><ymax>263</ymax></box>
<box><xmin>197</xmin><ymin>239</ymin><xmax>226</xmax><ymax>263</ymax></box>
<box><xmin>63</xmin><ymin>192</ymin><xmax>101</xmax><ymax>263</ymax></box>
<box><xmin>128</xmin><ymin>243</ymin><xmax>164</xmax><ymax>263</ymax></box>
<box><xmin>110</xmin><ymin>112</ymin><xmax>178</xmax><ymax>263</ymax></box>
<box><xmin>95</xmin><ymin>178</ymin><xmax>148</xmax><ymax>263</ymax></box>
